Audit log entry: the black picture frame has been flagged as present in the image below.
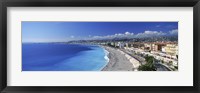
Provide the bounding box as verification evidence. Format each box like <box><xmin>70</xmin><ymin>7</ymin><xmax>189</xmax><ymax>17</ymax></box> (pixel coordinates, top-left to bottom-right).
<box><xmin>0</xmin><ymin>0</ymin><xmax>199</xmax><ymax>93</ymax></box>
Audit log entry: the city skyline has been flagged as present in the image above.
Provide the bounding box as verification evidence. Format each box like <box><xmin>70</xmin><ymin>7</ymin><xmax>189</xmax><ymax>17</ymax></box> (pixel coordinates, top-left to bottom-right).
<box><xmin>22</xmin><ymin>22</ymin><xmax>178</xmax><ymax>42</ymax></box>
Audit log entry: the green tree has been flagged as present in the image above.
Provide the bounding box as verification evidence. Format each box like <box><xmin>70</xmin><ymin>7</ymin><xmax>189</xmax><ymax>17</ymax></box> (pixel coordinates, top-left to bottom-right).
<box><xmin>174</xmin><ymin>66</ymin><xmax>178</xmax><ymax>69</ymax></box>
<box><xmin>161</xmin><ymin>60</ymin><xmax>164</xmax><ymax>63</ymax></box>
<box><xmin>138</xmin><ymin>55</ymin><xmax>156</xmax><ymax>71</ymax></box>
<box><xmin>169</xmin><ymin>61</ymin><xmax>173</xmax><ymax>65</ymax></box>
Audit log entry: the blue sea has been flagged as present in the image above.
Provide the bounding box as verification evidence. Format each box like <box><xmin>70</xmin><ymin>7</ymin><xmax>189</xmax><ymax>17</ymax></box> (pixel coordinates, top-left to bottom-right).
<box><xmin>22</xmin><ymin>43</ymin><xmax>109</xmax><ymax>71</ymax></box>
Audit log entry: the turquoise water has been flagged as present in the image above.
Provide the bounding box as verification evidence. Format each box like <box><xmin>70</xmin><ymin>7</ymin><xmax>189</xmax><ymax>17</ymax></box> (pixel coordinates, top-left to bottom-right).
<box><xmin>22</xmin><ymin>43</ymin><xmax>108</xmax><ymax>71</ymax></box>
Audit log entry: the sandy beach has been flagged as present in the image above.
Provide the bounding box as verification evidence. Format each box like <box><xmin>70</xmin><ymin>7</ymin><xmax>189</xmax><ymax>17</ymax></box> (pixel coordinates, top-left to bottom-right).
<box><xmin>102</xmin><ymin>46</ymin><xmax>140</xmax><ymax>71</ymax></box>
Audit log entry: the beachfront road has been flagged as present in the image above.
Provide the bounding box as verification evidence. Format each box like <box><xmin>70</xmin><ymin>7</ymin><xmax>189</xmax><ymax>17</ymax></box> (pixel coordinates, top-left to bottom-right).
<box><xmin>154</xmin><ymin>62</ymin><xmax>171</xmax><ymax>71</ymax></box>
<box><xmin>122</xmin><ymin>49</ymin><xmax>171</xmax><ymax>71</ymax></box>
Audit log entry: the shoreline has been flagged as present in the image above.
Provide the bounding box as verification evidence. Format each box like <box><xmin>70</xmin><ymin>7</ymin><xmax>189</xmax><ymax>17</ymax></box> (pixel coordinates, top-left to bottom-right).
<box><xmin>101</xmin><ymin>46</ymin><xmax>140</xmax><ymax>71</ymax></box>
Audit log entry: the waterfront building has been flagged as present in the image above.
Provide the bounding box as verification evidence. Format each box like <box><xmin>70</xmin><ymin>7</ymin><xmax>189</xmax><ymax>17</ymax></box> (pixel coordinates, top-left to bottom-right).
<box><xmin>117</xmin><ymin>42</ymin><xmax>125</xmax><ymax>48</ymax></box>
<box><xmin>162</xmin><ymin>44</ymin><xmax>178</xmax><ymax>59</ymax></box>
<box><xmin>151</xmin><ymin>43</ymin><xmax>166</xmax><ymax>51</ymax></box>
<box><xmin>111</xmin><ymin>42</ymin><xmax>115</xmax><ymax>46</ymax></box>
<box><xmin>144</xmin><ymin>43</ymin><xmax>151</xmax><ymax>50</ymax></box>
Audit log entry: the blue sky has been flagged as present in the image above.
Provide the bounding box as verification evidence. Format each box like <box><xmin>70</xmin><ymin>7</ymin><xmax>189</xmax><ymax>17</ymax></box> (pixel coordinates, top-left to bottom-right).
<box><xmin>22</xmin><ymin>22</ymin><xmax>178</xmax><ymax>42</ymax></box>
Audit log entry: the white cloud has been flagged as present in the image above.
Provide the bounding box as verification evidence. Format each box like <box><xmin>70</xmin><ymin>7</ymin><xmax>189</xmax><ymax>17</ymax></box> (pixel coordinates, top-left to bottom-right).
<box><xmin>135</xmin><ymin>30</ymin><xmax>166</xmax><ymax>38</ymax></box>
<box><xmin>169</xmin><ymin>29</ymin><xmax>178</xmax><ymax>35</ymax></box>
<box><xmin>145</xmin><ymin>31</ymin><xmax>166</xmax><ymax>35</ymax></box>
<box><xmin>115</xmin><ymin>33</ymin><xmax>123</xmax><ymax>36</ymax></box>
<box><xmin>84</xmin><ymin>29</ymin><xmax>177</xmax><ymax>40</ymax></box>
<box><xmin>125</xmin><ymin>31</ymin><xmax>134</xmax><ymax>35</ymax></box>
<box><xmin>91</xmin><ymin>31</ymin><xmax>135</xmax><ymax>40</ymax></box>
<box><xmin>91</xmin><ymin>30</ymin><xmax>167</xmax><ymax>40</ymax></box>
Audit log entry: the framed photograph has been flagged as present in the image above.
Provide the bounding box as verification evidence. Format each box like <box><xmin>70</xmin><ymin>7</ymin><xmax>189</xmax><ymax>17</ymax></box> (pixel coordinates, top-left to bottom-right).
<box><xmin>0</xmin><ymin>0</ymin><xmax>199</xmax><ymax>93</ymax></box>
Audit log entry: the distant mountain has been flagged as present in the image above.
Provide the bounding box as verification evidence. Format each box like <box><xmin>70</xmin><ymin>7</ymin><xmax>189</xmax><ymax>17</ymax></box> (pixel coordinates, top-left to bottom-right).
<box><xmin>67</xmin><ymin>35</ymin><xmax>178</xmax><ymax>43</ymax></box>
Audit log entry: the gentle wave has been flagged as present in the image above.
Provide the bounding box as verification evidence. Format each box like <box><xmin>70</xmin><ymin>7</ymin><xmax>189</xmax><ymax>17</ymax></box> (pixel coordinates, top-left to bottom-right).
<box><xmin>104</xmin><ymin>49</ymin><xmax>110</xmax><ymax>63</ymax></box>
